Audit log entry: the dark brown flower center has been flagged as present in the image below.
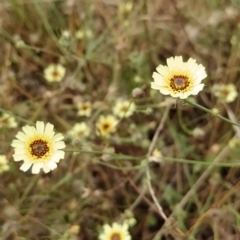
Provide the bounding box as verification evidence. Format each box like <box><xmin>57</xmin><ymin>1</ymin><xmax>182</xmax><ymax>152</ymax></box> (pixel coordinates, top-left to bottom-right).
<box><xmin>30</xmin><ymin>140</ymin><xmax>49</xmax><ymax>158</ymax></box>
<box><xmin>82</xmin><ymin>104</ymin><xmax>88</xmax><ymax>110</ymax></box>
<box><xmin>121</xmin><ymin>106</ymin><xmax>128</xmax><ymax>112</ymax></box>
<box><xmin>52</xmin><ymin>70</ymin><xmax>59</xmax><ymax>77</ymax></box>
<box><xmin>170</xmin><ymin>75</ymin><xmax>190</xmax><ymax>92</ymax></box>
<box><xmin>110</xmin><ymin>233</ymin><xmax>121</xmax><ymax>240</ymax></box>
<box><xmin>1</xmin><ymin>116</ymin><xmax>9</xmax><ymax>124</ymax></box>
<box><xmin>102</xmin><ymin>123</ymin><xmax>110</xmax><ymax>130</ymax></box>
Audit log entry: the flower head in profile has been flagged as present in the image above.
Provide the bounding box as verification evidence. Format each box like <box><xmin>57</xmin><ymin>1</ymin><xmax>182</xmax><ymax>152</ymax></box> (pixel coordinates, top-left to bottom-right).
<box><xmin>0</xmin><ymin>113</ymin><xmax>17</xmax><ymax>128</ymax></box>
<box><xmin>212</xmin><ymin>83</ymin><xmax>238</xmax><ymax>103</ymax></box>
<box><xmin>99</xmin><ymin>222</ymin><xmax>131</xmax><ymax>240</ymax></box>
<box><xmin>11</xmin><ymin>121</ymin><xmax>65</xmax><ymax>174</ymax></box>
<box><xmin>151</xmin><ymin>56</ymin><xmax>207</xmax><ymax>99</ymax></box>
<box><xmin>96</xmin><ymin>115</ymin><xmax>118</xmax><ymax>137</ymax></box>
<box><xmin>77</xmin><ymin>101</ymin><xmax>92</xmax><ymax>117</ymax></box>
<box><xmin>68</xmin><ymin>122</ymin><xmax>90</xmax><ymax>138</ymax></box>
<box><xmin>0</xmin><ymin>155</ymin><xmax>10</xmax><ymax>173</ymax></box>
<box><xmin>113</xmin><ymin>100</ymin><xmax>136</xmax><ymax>118</ymax></box>
<box><xmin>44</xmin><ymin>64</ymin><xmax>66</xmax><ymax>82</ymax></box>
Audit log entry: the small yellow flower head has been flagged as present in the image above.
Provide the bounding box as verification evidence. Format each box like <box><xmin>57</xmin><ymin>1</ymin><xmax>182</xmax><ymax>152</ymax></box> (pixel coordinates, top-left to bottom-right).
<box><xmin>113</xmin><ymin>100</ymin><xmax>136</xmax><ymax>118</ymax></box>
<box><xmin>125</xmin><ymin>2</ymin><xmax>133</xmax><ymax>12</ymax></box>
<box><xmin>11</xmin><ymin>121</ymin><xmax>66</xmax><ymax>174</ymax></box>
<box><xmin>0</xmin><ymin>113</ymin><xmax>17</xmax><ymax>128</ymax></box>
<box><xmin>75</xmin><ymin>29</ymin><xmax>93</xmax><ymax>40</ymax></box>
<box><xmin>211</xmin><ymin>107</ymin><xmax>220</xmax><ymax>116</ymax></box>
<box><xmin>75</xmin><ymin>30</ymin><xmax>84</xmax><ymax>40</ymax></box>
<box><xmin>99</xmin><ymin>222</ymin><xmax>131</xmax><ymax>240</ymax></box>
<box><xmin>96</xmin><ymin>115</ymin><xmax>118</xmax><ymax>137</ymax></box>
<box><xmin>69</xmin><ymin>225</ymin><xmax>80</xmax><ymax>235</ymax></box>
<box><xmin>149</xmin><ymin>149</ymin><xmax>163</xmax><ymax>163</ymax></box>
<box><xmin>77</xmin><ymin>101</ymin><xmax>92</xmax><ymax>117</ymax></box>
<box><xmin>122</xmin><ymin>210</ymin><xmax>137</xmax><ymax>228</ymax></box>
<box><xmin>151</xmin><ymin>56</ymin><xmax>207</xmax><ymax>99</ymax></box>
<box><xmin>228</xmin><ymin>138</ymin><xmax>240</xmax><ymax>149</ymax></box>
<box><xmin>61</xmin><ymin>224</ymin><xmax>80</xmax><ymax>240</ymax></box>
<box><xmin>118</xmin><ymin>2</ymin><xmax>133</xmax><ymax>14</ymax></box>
<box><xmin>0</xmin><ymin>155</ymin><xmax>10</xmax><ymax>173</ymax></box>
<box><xmin>44</xmin><ymin>64</ymin><xmax>66</xmax><ymax>82</ymax></box>
<box><xmin>15</xmin><ymin>39</ymin><xmax>26</xmax><ymax>48</ymax></box>
<box><xmin>68</xmin><ymin>122</ymin><xmax>90</xmax><ymax>138</ymax></box>
<box><xmin>212</xmin><ymin>83</ymin><xmax>238</xmax><ymax>103</ymax></box>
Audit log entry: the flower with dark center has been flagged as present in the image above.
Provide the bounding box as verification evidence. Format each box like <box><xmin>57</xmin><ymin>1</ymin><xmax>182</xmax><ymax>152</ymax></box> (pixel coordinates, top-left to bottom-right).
<box><xmin>151</xmin><ymin>56</ymin><xmax>207</xmax><ymax>99</ymax></box>
<box><xmin>11</xmin><ymin>121</ymin><xmax>65</xmax><ymax>174</ymax></box>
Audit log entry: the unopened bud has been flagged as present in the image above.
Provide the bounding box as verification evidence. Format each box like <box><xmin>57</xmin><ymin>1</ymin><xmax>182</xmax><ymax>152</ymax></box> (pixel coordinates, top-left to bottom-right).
<box><xmin>132</xmin><ymin>87</ymin><xmax>144</xmax><ymax>98</ymax></box>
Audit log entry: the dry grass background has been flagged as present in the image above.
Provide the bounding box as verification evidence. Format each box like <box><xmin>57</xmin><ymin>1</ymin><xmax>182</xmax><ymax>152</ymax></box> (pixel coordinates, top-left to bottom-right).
<box><xmin>0</xmin><ymin>0</ymin><xmax>240</xmax><ymax>239</ymax></box>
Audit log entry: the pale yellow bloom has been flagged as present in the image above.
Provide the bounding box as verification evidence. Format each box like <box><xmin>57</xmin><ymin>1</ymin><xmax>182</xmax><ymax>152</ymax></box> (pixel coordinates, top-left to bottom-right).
<box><xmin>0</xmin><ymin>155</ymin><xmax>10</xmax><ymax>173</ymax></box>
<box><xmin>118</xmin><ymin>2</ymin><xmax>133</xmax><ymax>14</ymax></box>
<box><xmin>44</xmin><ymin>64</ymin><xmax>66</xmax><ymax>82</ymax></box>
<box><xmin>99</xmin><ymin>222</ymin><xmax>131</xmax><ymax>240</ymax></box>
<box><xmin>11</xmin><ymin>121</ymin><xmax>65</xmax><ymax>174</ymax></box>
<box><xmin>151</xmin><ymin>56</ymin><xmax>207</xmax><ymax>99</ymax></box>
<box><xmin>149</xmin><ymin>149</ymin><xmax>163</xmax><ymax>163</ymax></box>
<box><xmin>212</xmin><ymin>83</ymin><xmax>238</xmax><ymax>103</ymax></box>
<box><xmin>122</xmin><ymin>210</ymin><xmax>137</xmax><ymax>228</ymax></box>
<box><xmin>229</xmin><ymin>138</ymin><xmax>240</xmax><ymax>149</ymax></box>
<box><xmin>113</xmin><ymin>100</ymin><xmax>136</xmax><ymax>118</ymax></box>
<box><xmin>69</xmin><ymin>225</ymin><xmax>80</xmax><ymax>235</ymax></box>
<box><xmin>0</xmin><ymin>113</ymin><xmax>17</xmax><ymax>128</ymax></box>
<box><xmin>96</xmin><ymin>115</ymin><xmax>118</xmax><ymax>137</ymax></box>
<box><xmin>211</xmin><ymin>107</ymin><xmax>220</xmax><ymax>116</ymax></box>
<box><xmin>68</xmin><ymin>123</ymin><xmax>90</xmax><ymax>138</ymax></box>
<box><xmin>77</xmin><ymin>101</ymin><xmax>92</xmax><ymax>117</ymax></box>
<box><xmin>60</xmin><ymin>224</ymin><xmax>80</xmax><ymax>240</ymax></box>
<box><xmin>75</xmin><ymin>29</ymin><xmax>93</xmax><ymax>39</ymax></box>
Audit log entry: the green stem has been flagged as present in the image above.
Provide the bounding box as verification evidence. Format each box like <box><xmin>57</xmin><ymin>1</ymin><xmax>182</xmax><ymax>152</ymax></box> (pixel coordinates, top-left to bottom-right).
<box><xmin>184</xmin><ymin>99</ymin><xmax>240</xmax><ymax>128</ymax></box>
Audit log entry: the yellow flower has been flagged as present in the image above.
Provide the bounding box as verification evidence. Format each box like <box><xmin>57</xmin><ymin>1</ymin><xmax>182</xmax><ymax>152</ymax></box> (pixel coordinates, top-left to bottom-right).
<box><xmin>229</xmin><ymin>138</ymin><xmax>240</xmax><ymax>149</ymax></box>
<box><xmin>77</xmin><ymin>101</ymin><xmax>92</xmax><ymax>117</ymax></box>
<box><xmin>0</xmin><ymin>113</ymin><xmax>17</xmax><ymax>128</ymax></box>
<box><xmin>11</xmin><ymin>121</ymin><xmax>65</xmax><ymax>174</ymax></box>
<box><xmin>151</xmin><ymin>56</ymin><xmax>207</xmax><ymax>99</ymax></box>
<box><xmin>113</xmin><ymin>100</ymin><xmax>136</xmax><ymax>118</ymax></box>
<box><xmin>211</xmin><ymin>107</ymin><xmax>220</xmax><ymax>116</ymax></box>
<box><xmin>96</xmin><ymin>115</ymin><xmax>118</xmax><ymax>137</ymax></box>
<box><xmin>0</xmin><ymin>155</ymin><xmax>10</xmax><ymax>173</ymax></box>
<box><xmin>60</xmin><ymin>224</ymin><xmax>80</xmax><ymax>240</ymax></box>
<box><xmin>149</xmin><ymin>149</ymin><xmax>163</xmax><ymax>163</ymax></box>
<box><xmin>44</xmin><ymin>64</ymin><xmax>66</xmax><ymax>82</ymax></box>
<box><xmin>99</xmin><ymin>223</ymin><xmax>131</xmax><ymax>240</ymax></box>
<box><xmin>69</xmin><ymin>225</ymin><xmax>80</xmax><ymax>235</ymax></box>
<box><xmin>75</xmin><ymin>29</ymin><xmax>93</xmax><ymax>39</ymax></box>
<box><xmin>122</xmin><ymin>210</ymin><xmax>137</xmax><ymax>228</ymax></box>
<box><xmin>212</xmin><ymin>83</ymin><xmax>238</xmax><ymax>103</ymax></box>
<box><xmin>68</xmin><ymin>123</ymin><xmax>90</xmax><ymax>138</ymax></box>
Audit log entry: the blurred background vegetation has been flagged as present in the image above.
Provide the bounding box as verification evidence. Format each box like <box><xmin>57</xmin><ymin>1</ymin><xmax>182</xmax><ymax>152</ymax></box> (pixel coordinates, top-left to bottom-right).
<box><xmin>0</xmin><ymin>0</ymin><xmax>240</xmax><ymax>239</ymax></box>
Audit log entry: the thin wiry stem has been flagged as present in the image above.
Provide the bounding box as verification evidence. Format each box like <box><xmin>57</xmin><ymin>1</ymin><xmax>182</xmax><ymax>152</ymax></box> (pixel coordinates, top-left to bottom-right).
<box><xmin>127</xmin><ymin>101</ymin><xmax>174</xmax><ymax>217</ymax></box>
<box><xmin>145</xmin><ymin>104</ymin><xmax>172</xmax><ymax>220</ymax></box>
<box><xmin>184</xmin><ymin>99</ymin><xmax>240</xmax><ymax>128</ymax></box>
